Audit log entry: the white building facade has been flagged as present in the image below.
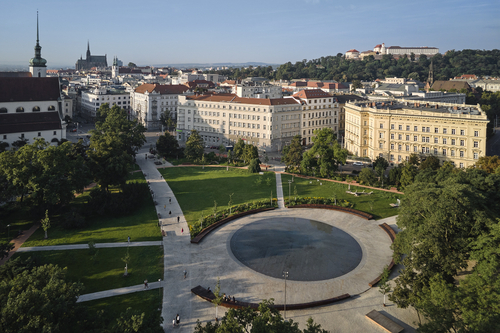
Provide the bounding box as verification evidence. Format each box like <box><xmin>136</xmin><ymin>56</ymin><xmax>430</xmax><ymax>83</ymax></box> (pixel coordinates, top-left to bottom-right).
<box><xmin>81</xmin><ymin>87</ymin><xmax>130</xmax><ymax>120</ymax></box>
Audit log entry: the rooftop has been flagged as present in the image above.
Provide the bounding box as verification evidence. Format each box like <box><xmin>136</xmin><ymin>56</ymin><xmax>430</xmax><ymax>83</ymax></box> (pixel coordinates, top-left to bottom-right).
<box><xmin>0</xmin><ymin>77</ymin><xmax>60</xmax><ymax>103</ymax></box>
<box><xmin>350</xmin><ymin>100</ymin><xmax>484</xmax><ymax>116</ymax></box>
<box><xmin>186</xmin><ymin>93</ymin><xmax>299</xmax><ymax>106</ymax></box>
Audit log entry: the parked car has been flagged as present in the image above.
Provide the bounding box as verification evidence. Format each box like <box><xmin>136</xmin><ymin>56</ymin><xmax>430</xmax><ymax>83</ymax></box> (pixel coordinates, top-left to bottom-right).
<box><xmin>353</xmin><ymin>162</ymin><xmax>364</xmax><ymax>166</ymax></box>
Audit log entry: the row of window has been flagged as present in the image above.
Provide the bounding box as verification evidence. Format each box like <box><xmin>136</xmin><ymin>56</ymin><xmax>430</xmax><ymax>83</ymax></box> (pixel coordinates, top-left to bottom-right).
<box><xmin>0</xmin><ymin>106</ymin><xmax>56</xmax><ymax>113</ymax></box>
<box><xmin>2</xmin><ymin>131</ymin><xmax>58</xmax><ymax>140</ymax></box>
<box><xmin>380</xmin><ymin>143</ymin><xmax>478</xmax><ymax>159</ymax></box>
<box><xmin>379</xmin><ymin>123</ymin><xmax>480</xmax><ymax>136</ymax></box>
<box><xmin>384</xmin><ymin>153</ymin><xmax>467</xmax><ymax>168</ymax></box>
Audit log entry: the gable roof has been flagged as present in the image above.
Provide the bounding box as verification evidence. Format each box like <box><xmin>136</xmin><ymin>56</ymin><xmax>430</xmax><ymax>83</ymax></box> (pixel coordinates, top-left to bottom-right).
<box><xmin>0</xmin><ymin>111</ymin><xmax>62</xmax><ymax>134</ymax></box>
<box><xmin>431</xmin><ymin>80</ymin><xmax>471</xmax><ymax>91</ymax></box>
<box><xmin>134</xmin><ymin>84</ymin><xmax>189</xmax><ymax>94</ymax></box>
<box><xmin>0</xmin><ymin>77</ymin><xmax>60</xmax><ymax>103</ymax></box>
<box><xmin>293</xmin><ymin>89</ymin><xmax>331</xmax><ymax>99</ymax></box>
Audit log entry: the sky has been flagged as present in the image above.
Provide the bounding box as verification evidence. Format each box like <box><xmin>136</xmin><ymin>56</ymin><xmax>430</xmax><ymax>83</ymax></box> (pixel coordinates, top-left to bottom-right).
<box><xmin>1</xmin><ymin>0</ymin><xmax>499</xmax><ymax>68</ymax></box>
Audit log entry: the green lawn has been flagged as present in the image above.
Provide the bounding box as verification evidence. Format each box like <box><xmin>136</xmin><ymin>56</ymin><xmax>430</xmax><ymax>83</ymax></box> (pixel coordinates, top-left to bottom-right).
<box><xmin>159</xmin><ymin>167</ymin><xmax>276</xmax><ymax>224</ymax></box>
<box><xmin>13</xmin><ymin>246</ymin><xmax>163</xmax><ymax>294</ymax></box>
<box><xmin>0</xmin><ymin>203</ymin><xmax>35</xmax><ymax>242</ymax></box>
<box><xmin>82</xmin><ymin>289</ymin><xmax>162</xmax><ymax>330</ymax></box>
<box><xmin>22</xmin><ymin>172</ymin><xmax>161</xmax><ymax>247</ymax></box>
<box><xmin>281</xmin><ymin>174</ymin><xmax>401</xmax><ymax>219</ymax></box>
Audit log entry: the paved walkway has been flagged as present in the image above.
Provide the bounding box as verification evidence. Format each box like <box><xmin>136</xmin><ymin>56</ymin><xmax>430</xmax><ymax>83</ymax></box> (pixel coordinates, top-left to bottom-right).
<box><xmin>0</xmin><ymin>224</ymin><xmax>39</xmax><ymax>266</ymax></box>
<box><xmin>77</xmin><ymin>281</ymin><xmax>163</xmax><ymax>303</ymax></box>
<box><xmin>275</xmin><ymin>173</ymin><xmax>285</xmax><ymax>209</ymax></box>
<box><xmin>16</xmin><ymin>241</ymin><xmax>163</xmax><ymax>252</ymax></box>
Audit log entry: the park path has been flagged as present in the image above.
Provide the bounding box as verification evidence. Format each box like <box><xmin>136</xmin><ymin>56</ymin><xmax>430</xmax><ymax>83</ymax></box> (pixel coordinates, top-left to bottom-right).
<box><xmin>16</xmin><ymin>241</ymin><xmax>162</xmax><ymax>252</ymax></box>
<box><xmin>0</xmin><ymin>224</ymin><xmax>39</xmax><ymax>266</ymax></box>
<box><xmin>77</xmin><ymin>281</ymin><xmax>163</xmax><ymax>303</ymax></box>
<box><xmin>136</xmin><ymin>144</ymin><xmax>194</xmax><ymax>332</ymax></box>
<box><xmin>275</xmin><ymin>172</ymin><xmax>285</xmax><ymax>209</ymax></box>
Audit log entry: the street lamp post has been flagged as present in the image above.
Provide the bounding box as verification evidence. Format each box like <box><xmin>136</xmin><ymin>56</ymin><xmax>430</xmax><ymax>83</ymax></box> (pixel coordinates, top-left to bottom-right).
<box><xmin>282</xmin><ymin>271</ymin><xmax>289</xmax><ymax>319</ymax></box>
<box><xmin>6</xmin><ymin>224</ymin><xmax>11</xmax><ymax>241</ymax></box>
<box><xmin>158</xmin><ymin>279</ymin><xmax>161</xmax><ymax>298</ymax></box>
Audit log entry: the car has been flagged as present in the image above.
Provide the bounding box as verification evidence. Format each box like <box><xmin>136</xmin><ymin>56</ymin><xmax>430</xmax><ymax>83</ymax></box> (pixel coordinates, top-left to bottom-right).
<box><xmin>353</xmin><ymin>162</ymin><xmax>364</xmax><ymax>166</ymax></box>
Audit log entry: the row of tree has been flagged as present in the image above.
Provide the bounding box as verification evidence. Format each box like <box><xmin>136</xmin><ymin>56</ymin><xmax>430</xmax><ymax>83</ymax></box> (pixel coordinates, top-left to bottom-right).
<box><xmin>281</xmin><ymin>128</ymin><xmax>348</xmax><ymax>178</ymax></box>
<box><xmin>206</xmin><ymin>49</ymin><xmax>500</xmax><ymax>84</ymax></box>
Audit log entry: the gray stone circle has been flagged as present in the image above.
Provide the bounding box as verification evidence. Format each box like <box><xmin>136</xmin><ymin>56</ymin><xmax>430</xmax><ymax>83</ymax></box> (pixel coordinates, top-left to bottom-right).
<box><xmin>230</xmin><ymin>217</ymin><xmax>363</xmax><ymax>281</ymax></box>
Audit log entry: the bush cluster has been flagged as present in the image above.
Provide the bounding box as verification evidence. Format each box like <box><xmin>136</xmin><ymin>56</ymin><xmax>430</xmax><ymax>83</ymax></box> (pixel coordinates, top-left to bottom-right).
<box><xmin>285</xmin><ymin>196</ymin><xmax>353</xmax><ymax>209</ymax></box>
<box><xmin>189</xmin><ymin>199</ymin><xmax>278</xmax><ymax>237</ymax></box>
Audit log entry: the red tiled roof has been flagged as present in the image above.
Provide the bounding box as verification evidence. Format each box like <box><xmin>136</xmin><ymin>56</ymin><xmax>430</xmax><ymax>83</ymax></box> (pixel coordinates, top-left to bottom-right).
<box><xmin>134</xmin><ymin>84</ymin><xmax>189</xmax><ymax>94</ymax></box>
<box><xmin>293</xmin><ymin>89</ymin><xmax>331</xmax><ymax>99</ymax></box>
<box><xmin>0</xmin><ymin>77</ymin><xmax>60</xmax><ymax>103</ymax></box>
<box><xmin>347</xmin><ymin>49</ymin><xmax>359</xmax><ymax>53</ymax></box>
<box><xmin>187</xmin><ymin>94</ymin><xmax>299</xmax><ymax>106</ymax></box>
<box><xmin>0</xmin><ymin>111</ymin><xmax>62</xmax><ymax>134</ymax></box>
<box><xmin>0</xmin><ymin>72</ymin><xmax>32</xmax><ymax>78</ymax></box>
<box><xmin>375</xmin><ymin>44</ymin><xmax>382</xmax><ymax>48</ymax></box>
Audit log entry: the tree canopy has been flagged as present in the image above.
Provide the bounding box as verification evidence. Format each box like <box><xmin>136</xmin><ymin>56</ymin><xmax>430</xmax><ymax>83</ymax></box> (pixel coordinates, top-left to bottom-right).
<box><xmin>184</xmin><ymin>129</ymin><xmax>204</xmax><ymax>161</ymax></box>
<box><xmin>156</xmin><ymin>131</ymin><xmax>180</xmax><ymax>159</ymax></box>
<box><xmin>282</xmin><ymin>135</ymin><xmax>303</xmax><ymax>171</ymax></box>
<box><xmin>301</xmin><ymin>128</ymin><xmax>347</xmax><ymax>178</ymax></box>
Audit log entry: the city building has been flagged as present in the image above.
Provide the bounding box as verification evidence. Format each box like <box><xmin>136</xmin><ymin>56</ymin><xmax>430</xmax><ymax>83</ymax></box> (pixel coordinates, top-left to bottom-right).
<box><xmin>344</xmin><ymin>100</ymin><xmax>488</xmax><ymax>168</ymax></box>
<box><xmin>80</xmin><ymin>87</ymin><xmax>131</xmax><ymax>121</ymax></box>
<box><xmin>130</xmin><ymin>84</ymin><xmax>190</xmax><ymax>130</ymax></box>
<box><xmin>177</xmin><ymin>94</ymin><xmax>301</xmax><ymax>151</ymax></box>
<box><xmin>291</xmin><ymin>89</ymin><xmax>340</xmax><ymax>145</ymax></box>
<box><xmin>234</xmin><ymin>78</ymin><xmax>282</xmax><ymax>99</ymax></box>
<box><xmin>75</xmin><ymin>41</ymin><xmax>108</xmax><ymax>71</ymax></box>
<box><xmin>374</xmin><ymin>43</ymin><xmax>439</xmax><ymax>57</ymax></box>
<box><xmin>345</xmin><ymin>49</ymin><xmax>360</xmax><ymax>59</ymax></box>
<box><xmin>0</xmin><ymin>77</ymin><xmax>67</xmax><ymax>149</ymax></box>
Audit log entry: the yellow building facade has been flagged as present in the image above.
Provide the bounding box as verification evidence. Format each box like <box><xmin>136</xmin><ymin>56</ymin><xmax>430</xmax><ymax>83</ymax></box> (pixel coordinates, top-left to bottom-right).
<box><xmin>344</xmin><ymin>100</ymin><xmax>488</xmax><ymax>168</ymax></box>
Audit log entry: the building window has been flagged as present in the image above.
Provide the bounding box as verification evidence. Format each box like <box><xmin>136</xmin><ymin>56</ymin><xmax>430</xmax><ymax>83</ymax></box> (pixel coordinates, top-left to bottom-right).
<box><xmin>379</xmin><ymin>143</ymin><xmax>383</xmax><ymax>149</ymax></box>
<box><xmin>398</xmin><ymin>144</ymin><xmax>402</xmax><ymax>151</ymax></box>
<box><xmin>422</xmin><ymin>127</ymin><xmax>426</xmax><ymax>132</ymax></box>
<box><xmin>53</xmin><ymin>131</ymin><xmax>56</xmax><ymax>135</ymax></box>
<box><xmin>414</xmin><ymin>126</ymin><xmax>418</xmax><ymax>131</ymax></box>
<box><xmin>414</xmin><ymin>146</ymin><xmax>417</xmax><ymax>152</ymax></box>
<box><xmin>460</xmin><ymin>151</ymin><xmax>464</xmax><ymax>157</ymax></box>
<box><xmin>398</xmin><ymin>134</ymin><xmax>402</xmax><ymax>140</ymax></box>
<box><xmin>460</xmin><ymin>163</ymin><xmax>464</xmax><ymax>168</ymax></box>
<box><xmin>426</xmin><ymin>127</ymin><xmax>430</xmax><ymax>132</ymax></box>
<box><xmin>451</xmin><ymin>139</ymin><xmax>456</xmax><ymax>145</ymax></box>
<box><xmin>398</xmin><ymin>125</ymin><xmax>402</xmax><ymax>130</ymax></box>
<box><xmin>16</xmin><ymin>107</ymin><xmax>24</xmax><ymax>113</ymax></box>
<box><xmin>474</xmin><ymin>141</ymin><xmax>479</xmax><ymax>148</ymax></box>
<box><xmin>406</xmin><ymin>125</ymin><xmax>410</xmax><ymax>131</ymax></box>
<box><xmin>434</xmin><ymin>137</ymin><xmax>439</xmax><ymax>143</ymax></box>
<box><xmin>38</xmin><ymin>132</ymin><xmax>41</xmax><ymax>137</ymax></box>
<box><xmin>414</xmin><ymin>136</ymin><xmax>418</xmax><ymax>141</ymax></box>
<box><xmin>390</xmin><ymin>154</ymin><xmax>394</xmax><ymax>161</ymax></box>
<box><xmin>406</xmin><ymin>145</ymin><xmax>410</xmax><ymax>151</ymax></box>
<box><xmin>391</xmin><ymin>124</ymin><xmax>395</xmax><ymax>129</ymax></box>
<box><xmin>2</xmin><ymin>135</ymin><xmax>6</xmax><ymax>140</ymax></box>
<box><xmin>474</xmin><ymin>130</ymin><xmax>479</xmax><ymax>137</ymax></box>
<box><xmin>379</xmin><ymin>133</ymin><xmax>384</xmax><ymax>139</ymax></box>
<box><xmin>443</xmin><ymin>149</ymin><xmax>447</xmax><ymax>156</ymax></box>
<box><xmin>0</xmin><ymin>107</ymin><xmax>7</xmax><ymax>113</ymax></box>
<box><xmin>406</xmin><ymin>135</ymin><xmax>410</xmax><ymax>141</ymax></box>
<box><xmin>32</xmin><ymin>106</ymin><xmax>40</xmax><ymax>112</ymax></box>
<box><xmin>48</xmin><ymin>105</ymin><xmax>56</xmax><ymax>111</ymax></box>
<box><xmin>451</xmin><ymin>150</ymin><xmax>455</xmax><ymax>156</ymax></box>
<box><xmin>390</xmin><ymin>144</ymin><xmax>394</xmax><ymax>150</ymax></box>
<box><xmin>474</xmin><ymin>152</ymin><xmax>479</xmax><ymax>159</ymax></box>
<box><xmin>452</xmin><ymin>129</ymin><xmax>456</xmax><ymax>135</ymax></box>
<box><xmin>434</xmin><ymin>148</ymin><xmax>438</xmax><ymax>155</ymax></box>
<box><xmin>460</xmin><ymin>140</ymin><xmax>465</xmax><ymax>146</ymax></box>
<box><xmin>390</xmin><ymin>134</ymin><xmax>394</xmax><ymax>139</ymax></box>
<box><xmin>434</xmin><ymin>127</ymin><xmax>439</xmax><ymax>133</ymax></box>
<box><xmin>460</xmin><ymin>129</ymin><xmax>465</xmax><ymax>135</ymax></box>
<box><xmin>380</xmin><ymin>123</ymin><xmax>384</xmax><ymax>129</ymax></box>
<box><xmin>443</xmin><ymin>128</ymin><xmax>447</xmax><ymax>134</ymax></box>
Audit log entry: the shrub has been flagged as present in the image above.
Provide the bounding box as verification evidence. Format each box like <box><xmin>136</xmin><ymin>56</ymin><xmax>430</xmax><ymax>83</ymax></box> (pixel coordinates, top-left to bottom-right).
<box><xmin>85</xmin><ymin>182</ymin><xmax>149</xmax><ymax>217</ymax></box>
<box><xmin>62</xmin><ymin>208</ymin><xmax>88</xmax><ymax>229</ymax></box>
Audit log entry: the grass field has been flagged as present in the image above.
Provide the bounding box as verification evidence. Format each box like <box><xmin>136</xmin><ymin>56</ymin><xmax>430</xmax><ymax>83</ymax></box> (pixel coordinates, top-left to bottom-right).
<box><xmin>83</xmin><ymin>289</ymin><xmax>162</xmax><ymax>329</ymax></box>
<box><xmin>281</xmin><ymin>174</ymin><xmax>401</xmax><ymax>219</ymax></box>
<box><xmin>159</xmin><ymin>167</ymin><xmax>276</xmax><ymax>224</ymax></box>
<box><xmin>21</xmin><ymin>172</ymin><xmax>161</xmax><ymax>247</ymax></box>
<box><xmin>13</xmin><ymin>245</ymin><xmax>163</xmax><ymax>294</ymax></box>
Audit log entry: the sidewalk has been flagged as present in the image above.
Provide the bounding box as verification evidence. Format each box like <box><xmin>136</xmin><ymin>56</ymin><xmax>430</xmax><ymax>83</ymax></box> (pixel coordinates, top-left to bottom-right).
<box><xmin>0</xmin><ymin>224</ymin><xmax>39</xmax><ymax>266</ymax></box>
<box><xmin>16</xmin><ymin>241</ymin><xmax>163</xmax><ymax>252</ymax></box>
<box><xmin>275</xmin><ymin>173</ymin><xmax>285</xmax><ymax>209</ymax></box>
<box><xmin>77</xmin><ymin>281</ymin><xmax>162</xmax><ymax>303</ymax></box>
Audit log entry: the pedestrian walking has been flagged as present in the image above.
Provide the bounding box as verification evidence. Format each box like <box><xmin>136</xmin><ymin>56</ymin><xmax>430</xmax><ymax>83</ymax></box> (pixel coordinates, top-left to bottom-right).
<box><xmin>177</xmin><ymin>216</ymin><xmax>180</xmax><ymax>223</ymax></box>
<box><xmin>181</xmin><ymin>228</ymin><xmax>184</xmax><ymax>234</ymax></box>
<box><xmin>176</xmin><ymin>314</ymin><xmax>180</xmax><ymax>325</ymax></box>
<box><xmin>144</xmin><ymin>279</ymin><xmax>149</xmax><ymax>289</ymax></box>
<box><xmin>164</xmin><ymin>204</ymin><xmax>166</xmax><ymax>210</ymax></box>
<box><xmin>169</xmin><ymin>197</ymin><xmax>171</xmax><ymax>204</ymax></box>
<box><xmin>127</xmin><ymin>236</ymin><xmax>130</xmax><ymax>243</ymax></box>
<box><xmin>172</xmin><ymin>319</ymin><xmax>176</xmax><ymax>327</ymax></box>
<box><xmin>169</xmin><ymin>210</ymin><xmax>172</xmax><ymax>217</ymax></box>
<box><xmin>183</xmin><ymin>270</ymin><xmax>187</xmax><ymax>279</ymax></box>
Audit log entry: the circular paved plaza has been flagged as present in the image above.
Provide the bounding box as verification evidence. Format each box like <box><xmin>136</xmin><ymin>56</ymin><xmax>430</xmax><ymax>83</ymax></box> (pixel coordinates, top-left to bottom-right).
<box><xmin>189</xmin><ymin>208</ymin><xmax>394</xmax><ymax>305</ymax></box>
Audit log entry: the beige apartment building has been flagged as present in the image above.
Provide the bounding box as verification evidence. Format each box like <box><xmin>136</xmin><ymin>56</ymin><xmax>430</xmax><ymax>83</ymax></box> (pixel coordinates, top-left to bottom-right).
<box><xmin>177</xmin><ymin>91</ymin><xmax>339</xmax><ymax>152</ymax></box>
<box><xmin>344</xmin><ymin>100</ymin><xmax>488</xmax><ymax>168</ymax></box>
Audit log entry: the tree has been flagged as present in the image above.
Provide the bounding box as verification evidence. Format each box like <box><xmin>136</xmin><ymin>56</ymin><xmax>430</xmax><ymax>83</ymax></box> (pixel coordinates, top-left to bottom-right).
<box><xmin>88</xmin><ymin>104</ymin><xmax>145</xmax><ymax>191</ymax></box>
<box><xmin>373</xmin><ymin>156</ymin><xmax>389</xmax><ymax>171</ymax></box>
<box><xmin>0</xmin><ymin>242</ymin><xmax>14</xmax><ymax>260</ymax></box>
<box><xmin>184</xmin><ymin>129</ymin><xmax>204</xmax><ymax>161</ymax></box>
<box><xmin>283</xmin><ymin>135</ymin><xmax>303</xmax><ymax>171</ymax></box>
<box><xmin>0</xmin><ymin>264</ymin><xmax>83</xmax><ymax>333</ymax></box>
<box><xmin>301</xmin><ymin>128</ymin><xmax>347</xmax><ymax>178</ymax></box>
<box><xmin>156</xmin><ymin>131</ymin><xmax>179</xmax><ymax>159</ymax></box>
<box><xmin>408</xmin><ymin>153</ymin><xmax>420</xmax><ymax>166</ymax></box>
<box><xmin>217</xmin><ymin>144</ymin><xmax>226</xmax><ymax>162</ymax></box>
<box><xmin>127</xmin><ymin>62</ymin><xmax>137</xmax><ymax>68</ymax></box>
<box><xmin>0</xmin><ymin>141</ymin><xmax>9</xmax><ymax>153</ymax></box>
<box><xmin>233</xmin><ymin>138</ymin><xmax>245</xmax><ymax>160</ymax></box>
<box><xmin>475</xmin><ymin>155</ymin><xmax>500</xmax><ymax>173</ymax></box>
<box><xmin>391</xmin><ymin>176</ymin><xmax>500</xmax><ymax>332</ymax></box>
<box><xmin>419</xmin><ymin>155</ymin><xmax>440</xmax><ymax>170</ymax></box>
<box><xmin>379</xmin><ymin>266</ymin><xmax>391</xmax><ymax>306</ymax></box>
<box><xmin>242</xmin><ymin>144</ymin><xmax>258</xmax><ymax>164</ymax></box>
<box><xmin>351</xmin><ymin>80</ymin><xmax>363</xmax><ymax>90</ymax></box>
<box><xmin>248</xmin><ymin>158</ymin><xmax>261</xmax><ymax>173</ymax></box>
<box><xmin>41</xmin><ymin>210</ymin><xmax>50</xmax><ymax>239</ymax></box>
<box><xmin>399</xmin><ymin>162</ymin><xmax>418</xmax><ymax>189</ymax></box>
<box><xmin>212</xmin><ymin>277</ymin><xmax>223</xmax><ymax>320</ymax></box>
<box><xmin>358</xmin><ymin>167</ymin><xmax>376</xmax><ymax>185</ymax></box>
<box><xmin>159</xmin><ymin>110</ymin><xmax>175</xmax><ymax>130</ymax></box>
<box><xmin>11</xmin><ymin>137</ymin><xmax>29</xmax><ymax>150</ymax></box>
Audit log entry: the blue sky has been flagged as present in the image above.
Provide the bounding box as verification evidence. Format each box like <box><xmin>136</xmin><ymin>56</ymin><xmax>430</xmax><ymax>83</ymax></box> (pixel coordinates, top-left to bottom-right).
<box><xmin>1</xmin><ymin>0</ymin><xmax>499</xmax><ymax>68</ymax></box>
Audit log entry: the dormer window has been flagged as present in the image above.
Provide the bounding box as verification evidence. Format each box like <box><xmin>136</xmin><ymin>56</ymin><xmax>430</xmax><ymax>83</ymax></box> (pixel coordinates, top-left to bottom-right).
<box><xmin>16</xmin><ymin>107</ymin><xmax>25</xmax><ymax>113</ymax></box>
<box><xmin>32</xmin><ymin>106</ymin><xmax>40</xmax><ymax>112</ymax></box>
<box><xmin>48</xmin><ymin>105</ymin><xmax>56</xmax><ymax>111</ymax></box>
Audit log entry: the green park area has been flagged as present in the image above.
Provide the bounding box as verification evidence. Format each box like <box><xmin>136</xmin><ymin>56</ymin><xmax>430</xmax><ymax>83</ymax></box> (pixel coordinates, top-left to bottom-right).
<box><xmin>159</xmin><ymin>166</ymin><xmax>276</xmax><ymax>224</ymax></box>
<box><xmin>21</xmin><ymin>171</ymin><xmax>161</xmax><ymax>247</ymax></box>
<box><xmin>13</xmin><ymin>245</ymin><xmax>163</xmax><ymax>294</ymax></box>
<box><xmin>280</xmin><ymin>174</ymin><xmax>401</xmax><ymax>219</ymax></box>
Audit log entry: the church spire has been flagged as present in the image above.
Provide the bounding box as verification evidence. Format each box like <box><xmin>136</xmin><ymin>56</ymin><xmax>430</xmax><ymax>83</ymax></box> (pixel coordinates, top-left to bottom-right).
<box><xmin>29</xmin><ymin>11</ymin><xmax>47</xmax><ymax>77</ymax></box>
<box><xmin>86</xmin><ymin>40</ymin><xmax>91</xmax><ymax>60</ymax></box>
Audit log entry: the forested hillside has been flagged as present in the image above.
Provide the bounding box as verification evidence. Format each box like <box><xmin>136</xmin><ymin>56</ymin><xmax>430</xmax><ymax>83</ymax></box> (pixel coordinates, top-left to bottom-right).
<box><xmin>208</xmin><ymin>49</ymin><xmax>500</xmax><ymax>83</ymax></box>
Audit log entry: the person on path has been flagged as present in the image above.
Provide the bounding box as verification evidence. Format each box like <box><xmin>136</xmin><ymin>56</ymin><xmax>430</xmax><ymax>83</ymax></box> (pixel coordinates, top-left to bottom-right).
<box><xmin>177</xmin><ymin>216</ymin><xmax>180</xmax><ymax>223</ymax></box>
<box><xmin>169</xmin><ymin>198</ymin><xmax>171</xmax><ymax>204</ymax></box>
<box><xmin>164</xmin><ymin>204</ymin><xmax>166</xmax><ymax>210</ymax></box>
<box><xmin>183</xmin><ymin>270</ymin><xmax>187</xmax><ymax>279</ymax></box>
<box><xmin>127</xmin><ymin>236</ymin><xmax>130</xmax><ymax>243</ymax></box>
<box><xmin>169</xmin><ymin>210</ymin><xmax>172</xmax><ymax>217</ymax></box>
<box><xmin>172</xmin><ymin>319</ymin><xmax>176</xmax><ymax>327</ymax></box>
<box><xmin>144</xmin><ymin>279</ymin><xmax>148</xmax><ymax>289</ymax></box>
<box><xmin>176</xmin><ymin>314</ymin><xmax>180</xmax><ymax>325</ymax></box>
<box><xmin>181</xmin><ymin>228</ymin><xmax>184</xmax><ymax>234</ymax></box>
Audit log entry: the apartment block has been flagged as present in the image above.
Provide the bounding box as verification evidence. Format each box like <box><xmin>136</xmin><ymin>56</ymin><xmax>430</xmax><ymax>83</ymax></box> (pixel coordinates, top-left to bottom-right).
<box><xmin>344</xmin><ymin>100</ymin><xmax>488</xmax><ymax>168</ymax></box>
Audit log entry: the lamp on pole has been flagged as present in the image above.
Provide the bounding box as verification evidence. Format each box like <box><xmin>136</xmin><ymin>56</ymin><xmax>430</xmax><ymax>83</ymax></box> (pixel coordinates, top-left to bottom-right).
<box><xmin>7</xmin><ymin>224</ymin><xmax>10</xmax><ymax>241</ymax></box>
<box><xmin>158</xmin><ymin>278</ymin><xmax>161</xmax><ymax>298</ymax></box>
<box><xmin>282</xmin><ymin>271</ymin><xmax>289</xmax><ymax>319</ymax></box>
<box><xmin>288</xmin><ymin>180</ymin><xmax>292</xmax><ymax>206</ymax></box>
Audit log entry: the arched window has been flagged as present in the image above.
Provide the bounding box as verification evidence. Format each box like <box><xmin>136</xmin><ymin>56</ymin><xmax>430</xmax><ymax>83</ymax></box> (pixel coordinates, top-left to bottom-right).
<box><xmin>48</xmin><ymin>105</ymin><xmax>56</xmax><ymax>111</ymax></box>
<box><xmin>0</xmin><ymin>107</ymin><xmax>7</xmax><ymax>113</ymax></box>
<box><xmin>16</xmin><ymin>107</ymin><xmax>24</xmax><ymax>113</ymax></box>
<box><xmin>32</xmin><ymin>106</ymin><xmax>40</xmax><ymax>112</ymax></box>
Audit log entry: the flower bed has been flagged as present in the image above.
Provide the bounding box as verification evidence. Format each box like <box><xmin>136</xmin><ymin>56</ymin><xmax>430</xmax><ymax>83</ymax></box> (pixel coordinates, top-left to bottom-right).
<box><xmin>189</xmin><ymin>200</ymin><xmax>278</xmax><ymax>241</ymax></box>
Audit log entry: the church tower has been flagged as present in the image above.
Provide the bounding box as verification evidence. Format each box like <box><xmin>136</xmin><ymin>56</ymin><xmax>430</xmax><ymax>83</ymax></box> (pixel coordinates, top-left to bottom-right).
<box><xmin>112</xmin><ymin>56</ymin><xmax>119</xmax><ymax>81</ymax></box>
<box><xmin>29</xmin><ymin>11</ymin><xmax>47</xmax><ymax>77</ymax></box>
<box><xmin>86</xmin><ymin>40</ymin><xmax>91</xmax><ymax>60</ymax></box>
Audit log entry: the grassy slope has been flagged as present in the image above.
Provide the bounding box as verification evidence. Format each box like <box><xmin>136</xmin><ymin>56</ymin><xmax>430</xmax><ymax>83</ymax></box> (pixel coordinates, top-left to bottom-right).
<box><xmin>281</xmin><ymin>174</ymin><xmax>401</xmax><ymax>219</ymax></box>
<box><xmin>159</xmin><ymin>167</ymin><xmax>276</xmax><ymax>224</ymax></box>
